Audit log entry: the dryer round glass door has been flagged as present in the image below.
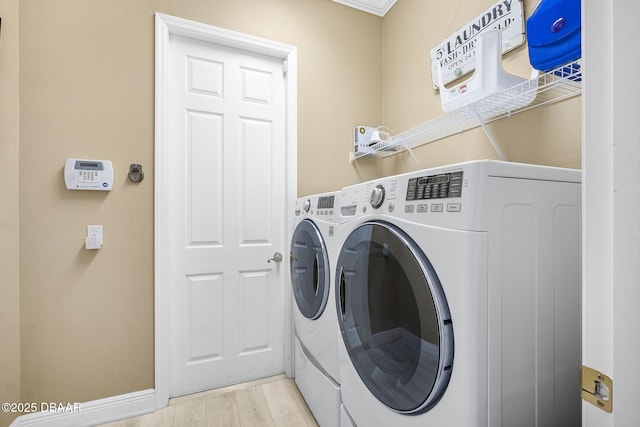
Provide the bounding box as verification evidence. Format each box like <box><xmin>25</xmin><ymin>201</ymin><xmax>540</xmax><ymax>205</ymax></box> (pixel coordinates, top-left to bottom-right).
<box><xmin>335</xmin><ymin>221</ymin><xmax>454</xmax><ymax>414</ymax></box>
<box><xmin>290</xmin><ymin>219</ymin><xmax>331</xmax><ymax>319</ymax></box>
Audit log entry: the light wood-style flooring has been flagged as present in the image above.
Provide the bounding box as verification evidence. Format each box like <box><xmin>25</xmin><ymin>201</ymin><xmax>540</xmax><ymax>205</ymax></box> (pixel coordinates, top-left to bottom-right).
<box><xmin>95</xmin><ymin>375</ymin><xmax>319</xmax><ymax>427</ymax></box>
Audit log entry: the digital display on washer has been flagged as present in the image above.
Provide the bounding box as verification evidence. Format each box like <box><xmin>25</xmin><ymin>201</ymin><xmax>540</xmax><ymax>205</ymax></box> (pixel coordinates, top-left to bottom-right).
<box><xmin>316</xmin><ymin>195</ymin><xmax>335</xmax><ymax>209</ymax></box>
<box><xmin>406</xmin><ymin>171</ymin><xmax>463</xmax><ymax>200</ymax></box>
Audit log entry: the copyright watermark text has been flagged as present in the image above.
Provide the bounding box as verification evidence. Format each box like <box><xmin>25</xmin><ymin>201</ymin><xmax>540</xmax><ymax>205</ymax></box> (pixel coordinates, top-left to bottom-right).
<box><xmin>2</xmin><ymin>402</ymin><xmax>81</xmax><ymax>413</ymax></box>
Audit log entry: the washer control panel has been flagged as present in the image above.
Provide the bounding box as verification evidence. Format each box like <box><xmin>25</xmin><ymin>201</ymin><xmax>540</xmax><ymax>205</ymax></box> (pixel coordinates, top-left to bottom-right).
<box><xmin>317</xmin><ymin>195</ymin><xmax>335</xmax><ymax>209</ymax></box>
<box><xmin>405</xmin><ymin>171</ymin><xmax>463</xmax><ymax>201</ymax></box>
<box><xmin>295</xmin><ymin>193</ymin><xmax>339</xmax><ymax>223</ymax></box>
<box><xmin>316</xmin><ymin>194</ymin><xmax>336</xmax><ymax>216</ymax></box>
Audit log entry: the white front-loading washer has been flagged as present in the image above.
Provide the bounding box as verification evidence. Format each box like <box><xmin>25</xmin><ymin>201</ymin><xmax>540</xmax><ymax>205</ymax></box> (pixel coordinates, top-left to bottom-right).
<box><xmin>335</xmin><ymin>160</ymin><xmax>582</xmax><ymax>427</ymax></box>
<box><xmin>291</xmin><ymin>192</ymin><xmax>341</xmax><ymax>427</ymax></box>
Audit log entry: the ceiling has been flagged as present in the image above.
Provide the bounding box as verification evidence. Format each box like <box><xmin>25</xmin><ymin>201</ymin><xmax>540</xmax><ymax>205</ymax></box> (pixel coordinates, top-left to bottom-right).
<box><xmin>330</xmin><ymin>0</ymin><xmax>398</xmax><ymax>17</ymax></box>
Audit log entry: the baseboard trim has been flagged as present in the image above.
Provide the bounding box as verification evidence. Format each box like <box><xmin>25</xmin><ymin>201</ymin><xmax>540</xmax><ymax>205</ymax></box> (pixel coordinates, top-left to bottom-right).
<box><xmin>9</xmin><ymin>389</ymin><xmax>155</xmax><ymax>427</ymax></box>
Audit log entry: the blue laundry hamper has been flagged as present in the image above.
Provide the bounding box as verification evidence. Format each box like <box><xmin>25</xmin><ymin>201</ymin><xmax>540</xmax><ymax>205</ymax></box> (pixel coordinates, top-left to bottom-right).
<box><xmin>526</xmin><ymin>0</ymin><xmax>581</xmax><ymax>73</ymax></box>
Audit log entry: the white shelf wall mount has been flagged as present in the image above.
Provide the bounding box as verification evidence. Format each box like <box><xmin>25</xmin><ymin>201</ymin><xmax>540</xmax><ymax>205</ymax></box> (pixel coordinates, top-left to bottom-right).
<box><xmin>350</xmin><ymin>60</ymin><xmax>582</xmax><ymax>162</ymax></box>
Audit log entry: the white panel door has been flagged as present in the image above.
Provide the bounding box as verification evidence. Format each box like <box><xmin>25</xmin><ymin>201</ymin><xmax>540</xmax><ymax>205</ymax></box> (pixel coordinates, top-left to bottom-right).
<box><xmin>168</xmin><ymin>34</ymin><xmax>286</xmax><ymax>397</ymax></box>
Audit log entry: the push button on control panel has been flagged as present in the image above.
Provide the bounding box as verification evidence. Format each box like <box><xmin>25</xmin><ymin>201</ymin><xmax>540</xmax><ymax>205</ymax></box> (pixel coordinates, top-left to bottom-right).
<box><xmin>447</xmin><ymin>203</ymin><xmax>462</xmax><ymax>212</ymax></box>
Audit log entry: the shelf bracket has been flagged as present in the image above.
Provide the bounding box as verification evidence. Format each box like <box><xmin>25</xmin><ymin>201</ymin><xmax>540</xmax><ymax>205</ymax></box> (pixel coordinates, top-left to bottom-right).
<box><xmin>472</xmin><ymin>107</ymin><xmax>506</xmax><ymax>161</ymax></box>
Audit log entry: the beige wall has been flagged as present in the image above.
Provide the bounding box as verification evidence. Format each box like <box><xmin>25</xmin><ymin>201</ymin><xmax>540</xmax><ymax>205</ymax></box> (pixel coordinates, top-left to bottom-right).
<box><xmin>155</xmin><ymin>0</ymin><xmax>384</xmax><ymax>194</ymax></box>
<box><xmin>17</xmin><ymin>0</ymin><xmax>381</xmax><ymax>408</ymax></box>
<box><xmin>9</xmin><ymin>0</ymin><xmax>582</xmax><ymax>415</ymax></box>
<box><xmin>381</xmin><ymin>0</ymin><xmax>581</xmax><ymax>176</ymax></box>
<box><xmin>0</xmin><ymin>0</ymin><xmax>21</xmax><ymax>425</ymax></box>
<box><xmin>19</xmin><ymin>0</ymin><xmax>155</xmax><ymax>405</ymax></box>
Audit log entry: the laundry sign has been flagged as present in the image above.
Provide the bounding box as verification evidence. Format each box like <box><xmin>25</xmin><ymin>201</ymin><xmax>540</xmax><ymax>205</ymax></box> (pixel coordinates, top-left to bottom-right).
<box><xmin>430</xmin><ymin>0</ymin><xmax>525</xmax><ymax>89</ymax></box>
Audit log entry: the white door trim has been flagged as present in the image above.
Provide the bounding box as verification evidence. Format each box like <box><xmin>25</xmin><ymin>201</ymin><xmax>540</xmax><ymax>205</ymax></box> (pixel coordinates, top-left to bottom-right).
<box><xmin>582</xmin><ymin>1</ymin><xmax>640</xmax><ymax>425</ymax></box>
<box><xmin>154</xmin><ymin>13</ymin><xmax>297</xmax><ymax>409</ymax></box>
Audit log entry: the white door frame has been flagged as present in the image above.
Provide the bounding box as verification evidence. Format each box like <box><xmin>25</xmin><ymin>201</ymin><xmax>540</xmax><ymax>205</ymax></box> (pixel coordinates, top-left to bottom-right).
<box><xmin>582</xmin><ymin>1</ymin><xmax>640</xmax><ymax>425</ymax></box>
<box><xmin>154</xmin><ymin>13</ymin><xmax>297</xmax><ymax>409</ymax></box>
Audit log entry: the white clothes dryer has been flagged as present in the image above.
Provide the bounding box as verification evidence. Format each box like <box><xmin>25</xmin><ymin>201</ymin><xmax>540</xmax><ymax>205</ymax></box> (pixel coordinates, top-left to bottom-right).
<box><xmin>291</xmin><ymin>192</ymin><xmax>341</xmax><ymax>427</ymax></box>
<box><xmin>335</xmin><ymin>160</ymin><xmax>581</xmax><ymax>427</ymax></box>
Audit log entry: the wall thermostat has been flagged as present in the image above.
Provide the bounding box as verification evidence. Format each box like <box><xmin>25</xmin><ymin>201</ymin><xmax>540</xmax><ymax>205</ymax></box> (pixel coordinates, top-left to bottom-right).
<box><xmin>64</xmin><ymin>158</ymin><xmax>114</xmax><ymax>191</ymax></box>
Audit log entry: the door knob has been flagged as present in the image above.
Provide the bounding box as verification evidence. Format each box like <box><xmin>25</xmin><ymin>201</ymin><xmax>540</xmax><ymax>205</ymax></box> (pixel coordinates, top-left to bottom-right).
<box><xmin>267</xmin><ymin>252</ymin><xmax>283</xmax><ymax>263</ymax></box>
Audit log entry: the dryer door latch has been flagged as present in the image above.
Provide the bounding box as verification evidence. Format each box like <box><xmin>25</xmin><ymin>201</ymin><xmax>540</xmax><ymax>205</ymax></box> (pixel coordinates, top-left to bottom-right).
<box><xmin>581</xmin><ymin>365</ymin><xmax>613</xmax><ymax>413</ymax></box>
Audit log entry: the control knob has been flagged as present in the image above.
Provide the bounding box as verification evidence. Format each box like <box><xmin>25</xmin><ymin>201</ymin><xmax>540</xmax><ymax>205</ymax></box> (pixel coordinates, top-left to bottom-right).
<box><xmin>303</xmin><ymin>198</ymin><xmax>311</xmax><ymax>213</ymax></box>
<box><xmin>370</xmin><ymin>184</ymin><xmax>386</xmax><ymax>209</ymax></box>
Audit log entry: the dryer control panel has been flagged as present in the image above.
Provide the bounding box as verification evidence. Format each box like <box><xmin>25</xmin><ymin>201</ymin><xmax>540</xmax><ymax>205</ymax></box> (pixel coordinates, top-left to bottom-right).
<box><xmin>405</xmin><ymin>171</ymin><xmax>463</xmax><ymax>200</ymax></box>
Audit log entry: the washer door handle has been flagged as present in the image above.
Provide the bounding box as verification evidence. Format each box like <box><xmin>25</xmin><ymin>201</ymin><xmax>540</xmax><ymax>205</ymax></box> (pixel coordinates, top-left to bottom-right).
<box><xmin>339</xmin><ymin>267</ymin><xmax>347</xmax><ymax>321</ymax></box>
<box><xmin>313</xmin><ymin>253</ymin><xmax>320</xmax><ymax>295</ymax></box>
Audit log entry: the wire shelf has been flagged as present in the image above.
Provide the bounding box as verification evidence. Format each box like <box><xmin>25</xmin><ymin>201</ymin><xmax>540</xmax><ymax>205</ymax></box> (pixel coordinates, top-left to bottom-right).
<box><xmin>350</xmin><ymin>60</ymin><xmax>582</xmax><ymax>161</ymax></box>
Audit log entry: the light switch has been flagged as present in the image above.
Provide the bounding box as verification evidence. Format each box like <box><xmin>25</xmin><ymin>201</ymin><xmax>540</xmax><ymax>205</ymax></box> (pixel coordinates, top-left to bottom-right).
<box><xmin>86</xmin><ymin>225</ymin><xmax>103</xmax><ymax>250</ymax></box>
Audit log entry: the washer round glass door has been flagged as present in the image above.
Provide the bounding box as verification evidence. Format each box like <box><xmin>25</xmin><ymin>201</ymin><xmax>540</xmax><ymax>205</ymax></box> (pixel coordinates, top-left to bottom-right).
<box><xmin>336</xmin><ymin>221</ymin><xmax>454</xmax><ymax>414</ymax></box>
<box><xmin>290</xmin><ymin>219</ymin><xmax>330</xmax><ymax>319</ymax></box>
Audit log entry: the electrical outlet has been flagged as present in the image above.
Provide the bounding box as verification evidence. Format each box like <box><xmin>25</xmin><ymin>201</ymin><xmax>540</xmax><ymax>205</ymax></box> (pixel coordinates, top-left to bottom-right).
<box><xmin>87</xmin><ymin>225</ymin><xmax>102</xmax><ymax>238</ymax></box>
<box><xmin>86</xmin><ymin>225</ymin><xmax>103</xmax><ymax>249</ymax></box>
